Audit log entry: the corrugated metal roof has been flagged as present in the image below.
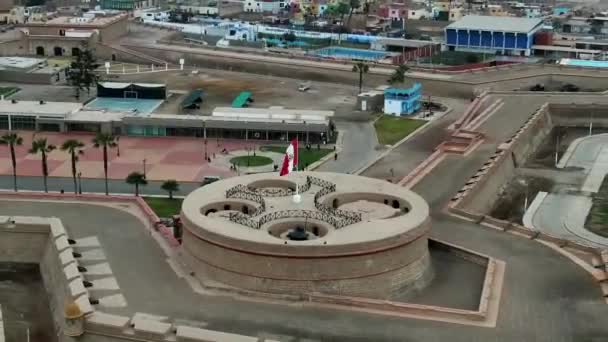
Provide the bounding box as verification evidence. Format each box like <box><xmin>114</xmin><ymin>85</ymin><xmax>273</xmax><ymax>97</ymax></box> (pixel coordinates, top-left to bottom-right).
<box><xmin>445</xmin><ymin>15</ymin><xmax>543</xmax><ymax>33</ymax></box>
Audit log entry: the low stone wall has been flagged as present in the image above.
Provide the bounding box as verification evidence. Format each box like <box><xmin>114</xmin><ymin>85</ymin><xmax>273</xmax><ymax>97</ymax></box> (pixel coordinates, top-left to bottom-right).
<box><xmin>307</xmin><ymin>238</ymin><xmax>498</xmax><ymax>324</ymax></box>
<box><xmin>0</xmin><ymin>216</ymin><xmax>93</xmax><ymax>338</ymax></box>
<box><xmin>452</xmin><ymin>104</ymin><xmax>553</xmax><ymax>214</ymax></box>
<box><xmin>0</xmin><ymin>192</ymin><xmax>180</xmax><ymax>248</ymax></box>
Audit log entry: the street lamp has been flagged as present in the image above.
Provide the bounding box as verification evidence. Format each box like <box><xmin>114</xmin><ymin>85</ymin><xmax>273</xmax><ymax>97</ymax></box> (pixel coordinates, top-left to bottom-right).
<box><xmin>77</xmin><ymin>172</ymin><xmax>82</xmax><ymax>195</ymax></box>
<box><xmin>116</xmin><ymin>136</ymin><xmax>120</xmax><ymax>157</ymax></box>
<box><xmin>589</xmin><ymin>108</ymin><xmax>594</xmax><ymax>136</ymax></box>
<box><xmin>518</xmin><ymin>179</ymin><xmax>529</xmax><ymax>211</ymax></box>
<box><xmin>204</xmin><ymin>138</ymin><xmax>208</xmax><ymax>160</ymax></box>
<box><xmin>143</xmin><ymin>158</ymin><xmax>147</xmax><ymax>179</ymax></box>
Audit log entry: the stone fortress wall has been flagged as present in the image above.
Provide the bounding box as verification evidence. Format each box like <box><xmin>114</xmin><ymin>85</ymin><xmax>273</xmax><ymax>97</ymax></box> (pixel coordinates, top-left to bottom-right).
<box><xmin>0</xmin><ymin>212</ymin><xmax>279</xmax><ymax>342</ymax></box>
<box><xmin>179</xmin><ymin>172</ymin><xmax>434</xmax><ymax>299</ymax></box>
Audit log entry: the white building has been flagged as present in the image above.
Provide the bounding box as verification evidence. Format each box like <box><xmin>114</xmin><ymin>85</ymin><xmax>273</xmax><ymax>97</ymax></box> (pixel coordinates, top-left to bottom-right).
<box><xmin>244</xmin><ymin>0</ymin><xmax>285</xmax><ymax>14</ymax></box>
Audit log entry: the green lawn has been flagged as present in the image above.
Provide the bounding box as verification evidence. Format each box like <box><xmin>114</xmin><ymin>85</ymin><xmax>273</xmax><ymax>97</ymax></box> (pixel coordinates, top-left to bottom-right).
<box><xmin>374</xmin><ymin>116</ymin><xmax>426</xmax><ymax>146</ymax></box>
<box><xmin>144</xmin><ymin>197</ymin><xmax>183</xmax><ymax>218</ymax></box>
<box><xmin>261</xmin><ymin>145</ymin><xmax>332</xmax><ymax>168</ymax></box>
<box><xmin>230</xmin><ymin>155</ymin><xmax>273</xmax><ymax>167</ymax></box>
<box><xmin>420</xmin><ymin>51</ymin><xmax>489</xmax><ymax>66</ymax></box>
<box><xmin>0</xmin><ymin>87</ymin><xmax>19</xmax><ymax>97</ymax></box>
<box><xmin>585</xmin><ymin>177</ymin><xmax>608</xmax><ymax>238</ymax></box>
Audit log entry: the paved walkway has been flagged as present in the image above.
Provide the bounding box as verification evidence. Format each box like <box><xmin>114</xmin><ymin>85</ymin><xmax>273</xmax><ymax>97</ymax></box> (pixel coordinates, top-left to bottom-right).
<box><xmin>529</xmin><ymin>133</ymin><xmax>608</xmax><ymax>248</ymax></box>
<box><xmin>0</xmin><ymin>132</ymin><xmax>258</xmax><ymax>182</ymax></box>
<box><xmin>2</xmin><ymin>196</ymin><xmax>606</xmax><ymax>342</ymax></box>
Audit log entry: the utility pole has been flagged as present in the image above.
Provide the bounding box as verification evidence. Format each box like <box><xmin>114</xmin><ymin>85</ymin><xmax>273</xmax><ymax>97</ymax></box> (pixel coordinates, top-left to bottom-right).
<box><xmin>554</xmin><ymin>127</ymin><xmax>560</xmax><ymax>167</ymax></box>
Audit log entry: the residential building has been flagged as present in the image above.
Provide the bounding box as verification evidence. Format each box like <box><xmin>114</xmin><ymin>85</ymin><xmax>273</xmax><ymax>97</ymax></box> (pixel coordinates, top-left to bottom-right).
<box><xmin>0</xmin><ymin>6</ymin><xmax>24</xmax><ymax>24</ymax></box>
<box><xmin>408</xmin><ymin>7</ymin><xmax>430</xmax><ymax>20</ymax></box>
<box><xmin>384</xmin><ymin>83</ymin><xmax>422</xmax><ymax>116</ymax></box>
<box><xmin>244</xmin><ymin>0</ymin><xmax>285</xmax><ymax>14</ymax></box>
<box><xmin>444</xmin><ymin>15</ymin><xmax>543</xmax><ymax>56</ymax></box>
<box><xmin>387</xmin><ymin>3</ymin><xmax>408</xmax><ymax>20</ymax></box>
<box><xmin>100</xmin><ymin>0</ymin><xmax>159</xmax><ymax>10</ymax></box>
<box><xmin>553</xmin><ymin>7</ymin><xmax>571</xmax><ymax>16</ymax></box>
<box><xmin>178</xmin><ymin>0</ymin><xmax>219</xmax><ymax>15</ymax></box>
<box><xmin>17</xmin><ymin>11</ymin><xmax>128</xmax><ymax>56</ymax></box>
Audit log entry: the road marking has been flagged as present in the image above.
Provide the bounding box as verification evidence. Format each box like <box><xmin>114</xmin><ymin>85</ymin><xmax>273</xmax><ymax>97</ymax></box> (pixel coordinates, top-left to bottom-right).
<box><xmin>98</xmin><ymin>294</ymin><xmax>128</xmax><ymax>308</ymax></box>
<box><xmin>90</xmin><ymin>277</ymin><xmax>120</xmax><ymax>290</ymax></box>
<box><xmin>79</xmin><ymin>249</ymin><xmax>106</xmax><ymax>261</ymax></box>
<box><xmin>84</xmin><ymin>262</ymin><xmax>113</xmax><ymax>276</ymax></box>
<box><xmin>75</xmin><ymin>236</ymin><xmax>100</xmax><ymax>247</ymax></box>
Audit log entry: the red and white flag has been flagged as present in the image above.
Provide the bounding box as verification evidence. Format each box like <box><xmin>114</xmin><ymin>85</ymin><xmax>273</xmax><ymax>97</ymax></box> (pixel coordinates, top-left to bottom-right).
<box><xmin>280</xmin><ymin>138</ymin><xmax>298</xmax><ymax>176</ymax></box>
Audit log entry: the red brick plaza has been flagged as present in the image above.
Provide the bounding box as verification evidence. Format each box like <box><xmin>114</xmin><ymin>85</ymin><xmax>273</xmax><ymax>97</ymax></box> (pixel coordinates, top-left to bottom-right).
<box><xmin>0</xmin><ymin>132</ymin><xmax>264</xmax><ymax>182</ymax></box>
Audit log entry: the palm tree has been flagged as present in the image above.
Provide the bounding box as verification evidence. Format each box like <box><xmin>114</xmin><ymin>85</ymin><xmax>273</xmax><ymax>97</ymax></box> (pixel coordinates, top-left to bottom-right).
<box><xmin>92</xmin><ymin>133</ymin><xmax>117</xmax><ymax>195</ymax></box>
<box><xmin>161</xmin><ymin>179</ymin><xmax>179</xmax><ymax>199</ymax></box>
<box><xmin>61</xmin><ymin>139</ymin><xmax>85</xmax><ymax>194</ymax></box>
<box><xmin>0</xmin><ymin>133</ymin><xmax>23</xmax><ymax>192</ymax></box>
<box><xmin>388</xmin><ymin>65</ymin><xmax>409</xmax><ymax>85</ymax></box>
<box><xmin>126</xmin><ymin>172</ymin><xmax>147</xmax><ymax>197</ymax></box>
<box><xmin>352</xmin><ymin>62</ymin><xmax>369</xmax><ymax>94</ymax></box>
<box><xmin>29</xmin><ymin>138</ymin><xmax>56</xmax><ymax>193</ymax></box>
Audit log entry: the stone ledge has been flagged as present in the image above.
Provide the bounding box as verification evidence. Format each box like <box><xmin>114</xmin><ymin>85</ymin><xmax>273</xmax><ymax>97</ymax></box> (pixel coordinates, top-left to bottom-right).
<box><xmin>55</xmin><ymin>235</ymin><xmax>71</xmax><ymax>252</ymax></box>
<box><xmin>86</xmin><ymin>311</ymin><xmax>130</xmax><ymax>335</ymax></box>
<box><xmin>69</xmin><ymin>278</ymin><xmax>87</xmax><ymax>299</ymax></box>
<box><xmin>64</xmin><ymin>262</ymin><xmax>82</xmax><ymax>281</ymax></box>
<box><xmin>133</xmin><ymin>318</ymin><xmax>172</xmax><ymax>340</ymax></box>
<box><xmin>176</xmin><ymin>325</ymin><xmax>258</xmax><ymax>342</ymax></box>
<box><xmin>59</xmin><ymin>248</ymin><xmax>76</xmax><ymax>266</ymax></box>
<box><xmin>75</xmin><ymin>295</ymin><xmax>94</xmax><ymax>316</ymax></box>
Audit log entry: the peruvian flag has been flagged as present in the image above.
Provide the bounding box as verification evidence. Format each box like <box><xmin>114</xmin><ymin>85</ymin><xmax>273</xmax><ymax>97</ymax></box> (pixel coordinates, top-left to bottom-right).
<box><xmin>280</xmin><ymin>138</ymin><xmax>298</xmax><ymax>176</ymax></box>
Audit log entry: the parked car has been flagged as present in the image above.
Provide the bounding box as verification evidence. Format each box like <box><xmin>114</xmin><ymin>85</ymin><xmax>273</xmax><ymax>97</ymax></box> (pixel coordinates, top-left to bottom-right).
<box><xmin>560</xmin><ymin>84</ymin><xmax>579</xmax><ymax>92</ymax></box>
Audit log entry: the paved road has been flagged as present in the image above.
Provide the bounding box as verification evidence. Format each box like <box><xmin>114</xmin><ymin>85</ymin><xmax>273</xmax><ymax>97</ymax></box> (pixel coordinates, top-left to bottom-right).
<box><xmin>0</xmin><ymin>175</ymin><xmax>200</xmax><ymax>197</ymax></box>
<box><xmin>316</xmin><ymin>121</ymin><xmax>380</xmax><ymax>173</ymax></box>
<box><xmin>361</xmin><ymin>97</ymin><xmax>468</xmax><ymax>180</ymax></box>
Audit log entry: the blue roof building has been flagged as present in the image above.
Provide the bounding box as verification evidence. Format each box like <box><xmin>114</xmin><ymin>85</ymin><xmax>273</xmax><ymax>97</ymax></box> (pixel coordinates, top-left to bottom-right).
<box><xmin>384</xmin><ymin>83</ymin><xmax>422</xmax><ymax>116</ymax></box>
<box><xmin>444</xmin><ymin>16</ymin><xmax>543</xmax><ymax>56</ymax></box>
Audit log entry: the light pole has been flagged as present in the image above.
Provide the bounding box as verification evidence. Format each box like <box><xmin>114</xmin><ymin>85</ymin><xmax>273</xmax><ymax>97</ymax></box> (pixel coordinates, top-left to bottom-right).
<box><xmin>246</xmin><ymin>146</ymin><xmax>250</xmax><ymax>167</ymax></box>
<box><xmin>143</xmin><ymin>158</ymin><xmax>147</xmax><ymax>179</ymax></box>
<box><xmin>77</xmin><ymin>172</ymin><xmax>82</xmax><ymax>195</ymax></box>
<box><xmin>204</xmin><ymin>139</ymin><xmax>208</xmax><ymax>160</ymax></box>
<box><xmin>116</xmin><ymin>136</ymin><xmax>120</xmax><ymax>157</ymax></box>
<box><xmin>589</xmin><ymin>109</ymin><xmax>594</xmax><ymax>136</ymax></box>
<box><xmin>554</xmin><ymin>127</ymin><xmax>560</xmax><ymax>167</ymax></box>
<box><xmin>519</xmin><ymin>179</ymin><xmax>529</xmax><ymax>211</ymax></box>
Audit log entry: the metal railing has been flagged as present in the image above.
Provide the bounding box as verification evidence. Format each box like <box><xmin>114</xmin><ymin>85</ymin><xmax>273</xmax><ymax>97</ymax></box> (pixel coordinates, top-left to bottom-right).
<box><xmin>226</xmin><ymin>184</ymin><xmax>266</xmax><ymax>216</ymax></box>
<box><xmin>226</xmin><ymin>176</ymin><xmax>362</xmax><ymax>229</ymax></box>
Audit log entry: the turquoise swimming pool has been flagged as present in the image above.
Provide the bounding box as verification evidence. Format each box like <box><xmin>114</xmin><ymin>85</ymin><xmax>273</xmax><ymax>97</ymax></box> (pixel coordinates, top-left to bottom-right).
<box><xmin>313</xmin><ymin>47</ymin><xmax>389</xmax><ymax>61</ymax></box>
<box><xmin>85</xmin><ymin>97</ymin><xmax>163</xmax><ymax>115</ymax></box>
<box><xmin>560</xmin><ymin>59</ymin><xmax>608</xmax><ymax>68</ymax></box>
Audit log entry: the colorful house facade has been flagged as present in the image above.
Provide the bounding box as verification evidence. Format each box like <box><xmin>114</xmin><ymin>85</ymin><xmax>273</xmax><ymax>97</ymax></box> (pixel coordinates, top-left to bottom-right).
<box><xmin>384</xmin><ymin>83</ymin><xmax>422</xmax><ymax>116</ymax></box>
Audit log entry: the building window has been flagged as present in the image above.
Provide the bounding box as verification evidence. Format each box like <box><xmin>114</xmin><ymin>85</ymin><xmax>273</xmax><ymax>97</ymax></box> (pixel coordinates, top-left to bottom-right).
<box><xmin>411</xmin><ymin>11</ymin><xmax>415</xmax><ymax>15</ymax></box>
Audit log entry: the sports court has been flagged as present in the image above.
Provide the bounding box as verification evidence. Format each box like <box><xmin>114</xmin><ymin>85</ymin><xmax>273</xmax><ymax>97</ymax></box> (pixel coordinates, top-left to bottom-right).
<box><xmin>84</xmin><ymin>82</ymin><xmax>166</xmax><ymax>115</ymax></box>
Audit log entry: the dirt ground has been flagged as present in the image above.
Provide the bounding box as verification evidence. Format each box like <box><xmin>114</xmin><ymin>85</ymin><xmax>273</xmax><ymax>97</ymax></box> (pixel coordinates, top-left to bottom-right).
<box><xmin>0</xmin><ymin>263</ymin><xmax>56</xmax><ymax>342</ymax></box>
<box><xmin>490</xmin><ymin>175</ymin><xmax>555</xmax><ymax>223</ymax></box>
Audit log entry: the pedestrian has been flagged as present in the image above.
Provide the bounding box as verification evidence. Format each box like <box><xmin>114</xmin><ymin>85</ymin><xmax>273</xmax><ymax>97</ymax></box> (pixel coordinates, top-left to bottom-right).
<box><xmin>317</xmin><ymin>144</ymin><xmax>320</xmax><ymax>151</ymax></box>
<box><xmin>334</xmin><ymin>153</ymin><xmax>338</xmax><ymax>161</ymax></box>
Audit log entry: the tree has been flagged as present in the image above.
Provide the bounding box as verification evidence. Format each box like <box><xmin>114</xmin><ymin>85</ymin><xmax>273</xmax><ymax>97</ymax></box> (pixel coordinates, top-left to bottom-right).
<box><xmin>0</xmin><ymin>133</ymin><xmax>23</xmax><ymax>192</ymax></box>
<box><xmin>346</xmin><ymin>0</ymin><xmax>361</xmax><ymax>28</ymax></box>
<box><xmin>126</xmin><ymin>172</ymin><xmax>148</xmax><ymax>197</ymax></box>
<box><xmin>61</xmin><ymin>139</ymin><xmax>85</xmax><ymax>194</ymax></box>
<box><xmin>388</xmin><ymin>65</ymin><xmax>409</xmax><ymax>84</ymax></box>
<box><xmin>29</xmin><ymin>138</ymin><xmax>56</xmax><ymax>193</ymax></box>
<box><xmin>465</xmin><ymin>53</ymin><xmax>480</xmax><ymax>64</ymax></box>
<box><xmin>283</xmin><ymin>31</ymin><xmax>297</xmax><ymax>42</ymax></box>
<box><xmin>92</xmin><ymin>133</ymin><xmax>117</xmax><ymax>195</ymax></box>
<box><xmin>352</xmin><ymin>62</ymin><xmax>369</xmax><ymax>94</ymax></box>
<box><xmin>161</xmin><ymin>180</ymin><xmax>180</xmax><ymax>199</ymax></box>
<box><xmin>67</xmin><ymin>42</ymin><xmax>99</xmax><ymax>100</ymax></box>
